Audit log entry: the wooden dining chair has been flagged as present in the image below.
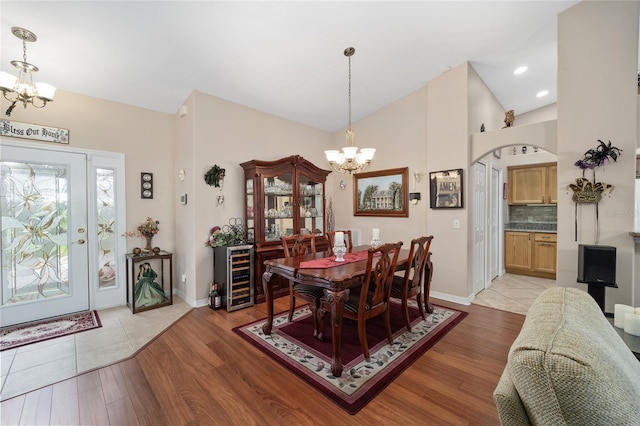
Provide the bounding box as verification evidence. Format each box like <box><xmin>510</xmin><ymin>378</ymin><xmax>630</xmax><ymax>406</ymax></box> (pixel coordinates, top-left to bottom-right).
<box><xmin>327</xmin><ymin>230</ymin><xmax>354</xmax><ymax>253</ymax></box>
<box><xmin>390</xmin><ymin>235</ymin><xmax>433</xmax><ymax>331</ymax></box>
<box><xmin>318</xmin><ymin>241</ymin><xmax>403</xmax><ymax>360</ymax></box>
<box><xmin>281</xmin><ymin>234</ymin><xmax>324</xmax><ymax>335</ymax></box>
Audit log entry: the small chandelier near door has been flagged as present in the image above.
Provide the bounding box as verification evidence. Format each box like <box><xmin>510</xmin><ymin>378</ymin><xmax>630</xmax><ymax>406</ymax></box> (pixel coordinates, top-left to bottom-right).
<box><xmin>325</xmin><ymin>47</ymin><xmax>375</xmax><ymax>174</ymax></box>
<box><xmin>0</xmin><ymin>27</ymin><xmax>56</xmax><ymax>117</ymax></box>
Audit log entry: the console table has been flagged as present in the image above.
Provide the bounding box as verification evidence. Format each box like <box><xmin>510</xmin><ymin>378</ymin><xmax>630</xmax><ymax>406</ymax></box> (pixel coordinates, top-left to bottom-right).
<box><xmin>126</xmin><ymin>251</ymin><xmax>173</xmax><ymax>313</ymax></box>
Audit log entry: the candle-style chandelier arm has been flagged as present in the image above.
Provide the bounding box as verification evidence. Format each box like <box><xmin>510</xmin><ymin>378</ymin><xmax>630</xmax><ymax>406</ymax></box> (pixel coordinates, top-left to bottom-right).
<box><xmin>325</xmin><ymin>46</ymin><xmax>375</xmax><ymax>174</ymax></box>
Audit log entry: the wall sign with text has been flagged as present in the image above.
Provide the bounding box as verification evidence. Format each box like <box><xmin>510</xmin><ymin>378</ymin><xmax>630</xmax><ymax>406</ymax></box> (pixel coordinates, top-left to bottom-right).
<box><xmin>429</xmin><ymin>168</ymin><xmax>464</xmax><ymax>209</ymax></box>
<box><xmin>0</xmin><ymin>119</ymin><xmax>69</xmax><ymax>144</ymax></box>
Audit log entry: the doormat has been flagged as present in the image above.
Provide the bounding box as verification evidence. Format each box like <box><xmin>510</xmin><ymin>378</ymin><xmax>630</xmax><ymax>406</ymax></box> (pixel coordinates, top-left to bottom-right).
<box><xmin>0</xmin><ymin>311</ymin><xmax>102</xmax><ymax>351</ymax></box>
<box><xmin>233</xmin><ymin>300</ymin><xmax>466</xmax><ymax>414</ymax></box>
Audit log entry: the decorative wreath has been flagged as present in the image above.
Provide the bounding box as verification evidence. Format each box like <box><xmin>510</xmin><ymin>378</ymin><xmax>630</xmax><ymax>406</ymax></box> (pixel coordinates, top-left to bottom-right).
<box><xmin>204</xmin><ymin>165</ymin><xmax>225</xmax><ymax>188</ymax></box>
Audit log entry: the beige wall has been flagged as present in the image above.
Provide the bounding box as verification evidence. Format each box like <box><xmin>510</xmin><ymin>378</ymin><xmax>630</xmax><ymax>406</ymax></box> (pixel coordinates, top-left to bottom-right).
<box><xmin>3</xmin><ymin>0</ymin><xmax>637</xmax><ymax>311</ymax></box>
<box><xmin>557</xmin><ymin>1</ymin><xmax>639</xmax><ymax>308</ymax></box>
<box><xmin>179</xmin><ymin>91</ymin><xmax>332</xmax><ymax>305</ymax></box>
<box><xmin>0</xmin><ymin>90</ymin><xmax>176</xmax><ymax>255</ymax></box>
<box><xmin>425</xmin><ymin>64</ymin><xmax>472</xmax><ymax>302</ymax></box>
<box><xmin>329</xmin><ymin>86</ymin><xmax>429</xmax><ymax>250</ymax></box>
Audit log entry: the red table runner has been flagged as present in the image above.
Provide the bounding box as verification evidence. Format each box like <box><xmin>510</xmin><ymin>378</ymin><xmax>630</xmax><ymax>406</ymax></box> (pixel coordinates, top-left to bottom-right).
<box><xmin>299</xmin><ymin>250</ymin><xmax>376</xmax><ymax>269</ymax></box>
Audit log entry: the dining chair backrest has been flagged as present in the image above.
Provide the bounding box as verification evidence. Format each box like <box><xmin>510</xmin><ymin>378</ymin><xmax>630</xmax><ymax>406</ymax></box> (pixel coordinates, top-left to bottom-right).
<box><xmin>403</xmin><ymin>235</ymin><xmax>433</xmax><ymax>293</ymax></box>
<box><xmin>281</xmin><ymin>234</ymin><xmax>316</xmax><ymax>258</ymax></box>
<box><xmin>360</xmin><ymin>242</ymin><xmax>403</xmax><ymax>310</ymax></box>
<box><xmin>327</xmin><ymin>230</ymin><xmax>354</xmax><ymax>252</ymax></box>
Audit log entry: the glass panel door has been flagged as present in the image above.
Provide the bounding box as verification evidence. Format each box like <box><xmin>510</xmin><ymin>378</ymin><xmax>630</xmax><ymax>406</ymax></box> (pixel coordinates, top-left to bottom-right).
<box><xmin>299</xmin><ymin>173</ymin><xmax>324</xmax><ymax>237</ymax></box>
<box><xmin>264</xmin><ymin>172</ymin><xmax>293</xmax><ymax>241</ymax></box>
<box><xmin>1</xmin><ymin>145</ymin><xmax>89</xmax><ymax>326</ymax></box>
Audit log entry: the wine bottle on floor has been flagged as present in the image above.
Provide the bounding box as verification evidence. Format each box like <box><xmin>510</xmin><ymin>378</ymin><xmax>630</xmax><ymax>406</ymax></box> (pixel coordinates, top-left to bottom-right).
<box><xmin>209</xmin><ymin>282</ymin><xmax>222</xmax><ymax>310</ymax></box>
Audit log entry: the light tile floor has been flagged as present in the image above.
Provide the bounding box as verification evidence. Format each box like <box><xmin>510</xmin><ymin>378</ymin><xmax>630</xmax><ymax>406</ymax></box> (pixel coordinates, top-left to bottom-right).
<box><xmin>472</xmin><ymin>273</ymin><xmax>556</xmax><ymax>315</ymax></box>
<box><xmin>0</xmin><ymin>296</ymin><xmax>192</xmax><ymax>401</ymax></box>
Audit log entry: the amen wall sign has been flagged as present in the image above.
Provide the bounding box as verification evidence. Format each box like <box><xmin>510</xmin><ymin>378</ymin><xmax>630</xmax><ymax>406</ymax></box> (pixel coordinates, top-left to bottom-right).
<box><xmin>0</xmin><ymin>119</ymin><xmax>69</xmax><ymax>144</ymax></box>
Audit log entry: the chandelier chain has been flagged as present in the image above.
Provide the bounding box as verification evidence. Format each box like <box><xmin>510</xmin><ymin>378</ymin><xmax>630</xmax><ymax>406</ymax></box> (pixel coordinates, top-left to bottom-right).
<box><xmin>348</xmin><ymin>53</ymin><xmax>352</xmax><ymax>133</ymax></box>
<box><xmin>22</xmin><ymin>38</ymin><xmax>28</xmax><ymax>63</ymax></box>
<box><xmin>324</xmin><ymin>46</ymin><xmax>374</xmax><ymax>174</ymax></box>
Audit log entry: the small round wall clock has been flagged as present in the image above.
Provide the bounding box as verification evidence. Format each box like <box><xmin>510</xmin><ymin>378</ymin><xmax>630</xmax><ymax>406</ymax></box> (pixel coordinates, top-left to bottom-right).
<box><xmin>141</xmin><ymin>172</ymin><xmax>153</xmax><ymax>199</ymax></box>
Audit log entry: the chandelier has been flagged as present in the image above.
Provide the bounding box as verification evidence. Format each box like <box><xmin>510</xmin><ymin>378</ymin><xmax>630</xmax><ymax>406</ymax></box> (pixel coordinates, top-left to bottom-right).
<box><xmin>325</xmin><ymin>47</ymin><xmax>375</xmax><ymax>174</ymax></box>
<box><xmin>0</xmin><ymin>27</ymin><xmax>56</xmax><ymax>117</ymax></box>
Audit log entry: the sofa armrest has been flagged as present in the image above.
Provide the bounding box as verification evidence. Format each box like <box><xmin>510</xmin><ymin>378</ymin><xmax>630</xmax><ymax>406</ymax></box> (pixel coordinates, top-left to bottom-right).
<box><xmin>493</xmin><ymin>366</ymin><xmax>531</xmax><ymax>426</ymax></box>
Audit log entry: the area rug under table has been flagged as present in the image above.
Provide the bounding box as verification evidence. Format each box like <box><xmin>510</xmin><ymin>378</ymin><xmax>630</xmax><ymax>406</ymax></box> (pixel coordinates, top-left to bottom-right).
<box><xmin>234</xmin><ymin>300</ymin><xmax>466</xmax><ymax>414</ymax></box>
<box><xmin>0</xmin><ymin>310</ymin><xmax>102</xmax><ymax>351</ymax></box>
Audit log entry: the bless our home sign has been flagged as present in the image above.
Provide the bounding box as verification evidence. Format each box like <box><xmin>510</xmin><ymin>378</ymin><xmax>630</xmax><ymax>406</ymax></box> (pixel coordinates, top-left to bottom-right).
<box><xmin>0</xmin><ymin>119</ymin><xmax>69</xmax><ymax>144</ymax></box>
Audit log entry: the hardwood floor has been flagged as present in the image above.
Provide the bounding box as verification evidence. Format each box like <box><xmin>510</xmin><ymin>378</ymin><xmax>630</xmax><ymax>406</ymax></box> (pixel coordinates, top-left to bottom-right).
<box><xmin>1</xmin><ymin>298</ymin><xmax>525</xmax><ymax>425</ymax></box>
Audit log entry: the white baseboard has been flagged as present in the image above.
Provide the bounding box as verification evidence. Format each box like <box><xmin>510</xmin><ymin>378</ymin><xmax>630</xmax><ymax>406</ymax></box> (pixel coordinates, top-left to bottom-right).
<box><xmin>430</xmin><ymin>290</ymin><xmax>473</xmax><ymax>306</ymax></box>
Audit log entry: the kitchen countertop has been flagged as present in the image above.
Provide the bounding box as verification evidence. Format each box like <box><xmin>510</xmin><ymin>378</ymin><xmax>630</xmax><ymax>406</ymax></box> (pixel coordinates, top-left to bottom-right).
<box><xmin>505</xmin><ymin>222</ymin><xmax>557</xmax><ymax>233</ymax></box>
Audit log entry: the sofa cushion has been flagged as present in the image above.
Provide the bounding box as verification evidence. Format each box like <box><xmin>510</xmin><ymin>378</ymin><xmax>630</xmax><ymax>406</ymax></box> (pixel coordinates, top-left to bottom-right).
<box><xmin>494</xmin><ymin>366</ymin><xmax>531</xmax><ymax>426</ymax></box>
<box><xmin>508</xmin><ymin>287</ymin><xmax>640</xmax><ymax>425</ymax></box>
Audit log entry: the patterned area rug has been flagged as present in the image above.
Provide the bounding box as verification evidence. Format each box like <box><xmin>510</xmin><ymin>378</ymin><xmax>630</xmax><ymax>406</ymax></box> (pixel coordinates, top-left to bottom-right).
<box><xmin>234</xmin><ymin>300</ymin><xmax>466</xmax><ymax>414</ymax></box>
<box><xmin>0</xmin><ymin>311</ymin><xmax>102</xmax><ymax>351</ymax></box>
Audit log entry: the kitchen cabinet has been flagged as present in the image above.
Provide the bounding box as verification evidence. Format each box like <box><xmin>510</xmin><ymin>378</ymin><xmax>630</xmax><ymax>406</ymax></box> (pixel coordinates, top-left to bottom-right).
<box><xmin>505</xmin><ymin>231</ymin><xmax>556</xmax><ymax>279</ymax></box>
<box><xmin>240</xmin><ymin>155</ymin><xmax>331</xmax><ymax>303</ymax></box>
<box><xmin>508</xmin><ymin>163</ymin><xmax>557</xmax><ymax>205</ymax></box>
<box><xmin>532</xmin><ymin>233</ymin><xmax>557</xmax><ymax>275</ymax></box>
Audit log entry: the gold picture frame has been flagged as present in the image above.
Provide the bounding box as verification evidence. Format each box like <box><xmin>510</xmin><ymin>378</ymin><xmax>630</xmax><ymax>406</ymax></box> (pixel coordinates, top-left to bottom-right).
<box><xmin>353</xmin><ymin>167</ymin><xmax>408</xmax><ymax>217</ymax></box>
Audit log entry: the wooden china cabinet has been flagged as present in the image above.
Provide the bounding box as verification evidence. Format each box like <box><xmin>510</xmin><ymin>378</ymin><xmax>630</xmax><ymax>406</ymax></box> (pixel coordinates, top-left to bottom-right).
<box><xmin>240</xmin><ymin>155</ymin><xmax>331</xmax><ymax>303</ymax></box>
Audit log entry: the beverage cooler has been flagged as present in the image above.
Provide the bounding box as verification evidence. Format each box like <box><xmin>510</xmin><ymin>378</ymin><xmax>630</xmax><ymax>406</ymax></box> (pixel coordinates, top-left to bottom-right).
<box><xmin>213</xmin><ymin>244</ymin><xmax>254</xmax><ymax>311</ymax></box>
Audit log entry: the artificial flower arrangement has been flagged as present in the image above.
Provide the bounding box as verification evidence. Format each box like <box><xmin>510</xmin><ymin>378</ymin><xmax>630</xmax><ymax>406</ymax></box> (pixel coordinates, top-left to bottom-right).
<box><xmin>205</xmin><ymin>225</ymin><xmax>243</xmax><ymax>247</ymax></box>
<box><xmin>138</xmin><ymin>217</ymin><xmax>160</xmax><ymax>237</ymax></box>
<box><xmin>123</xmin><ymin>217</ymin><xmax>160</xmax><ymax>238</ymax></box>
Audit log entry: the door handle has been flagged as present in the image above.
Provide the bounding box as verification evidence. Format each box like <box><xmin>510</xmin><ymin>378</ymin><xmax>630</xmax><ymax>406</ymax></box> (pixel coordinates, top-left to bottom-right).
<box><xmin>72</xmin><ymin>239</ymin><xmax>86</xmax><ymax>245</ymax></box>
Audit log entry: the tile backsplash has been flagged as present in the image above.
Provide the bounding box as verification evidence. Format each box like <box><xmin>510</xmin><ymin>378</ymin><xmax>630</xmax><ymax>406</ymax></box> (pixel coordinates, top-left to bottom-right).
<box><xmin>508</xmin><ymin>205</ymin><xmax>557</xmax><ymax>223</ymax></box>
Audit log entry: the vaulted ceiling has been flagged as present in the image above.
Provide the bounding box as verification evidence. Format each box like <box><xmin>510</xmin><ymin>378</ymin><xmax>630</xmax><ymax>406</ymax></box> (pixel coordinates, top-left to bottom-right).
<box><xmin>1</xmin><ymin>1</ymin><xmax>579</xmax><ymax>131</ymax></box>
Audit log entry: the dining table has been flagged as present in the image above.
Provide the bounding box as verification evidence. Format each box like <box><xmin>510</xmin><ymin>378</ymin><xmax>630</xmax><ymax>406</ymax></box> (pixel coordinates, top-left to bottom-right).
<box><xmin>261</xmin><ymin>244</ymin><xmax>430</xmax><ymax>377</ymax></box>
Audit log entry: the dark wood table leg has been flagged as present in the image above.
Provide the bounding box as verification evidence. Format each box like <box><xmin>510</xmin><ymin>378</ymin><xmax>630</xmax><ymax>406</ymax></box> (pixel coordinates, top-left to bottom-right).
<box><xmin>261</xmin><ymin>271</ymin><xmax>274</xmax><ymax>334</ymax></box>
<box><xmin>324</xmin><ymin>288</ymin><xmax>349</xmax><ymax>377</ymax></box>
<box><xmin>424</xmin><ymin>255</ymin><xmax>434</xmax><ymax>313</ymax></box>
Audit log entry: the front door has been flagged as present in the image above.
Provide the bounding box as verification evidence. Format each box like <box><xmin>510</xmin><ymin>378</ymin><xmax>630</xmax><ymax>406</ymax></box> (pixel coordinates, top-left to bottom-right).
<box><xmin>1</xmin><ymin>145</ymin><xmax>89</xmax><ymax>326</ymax></box>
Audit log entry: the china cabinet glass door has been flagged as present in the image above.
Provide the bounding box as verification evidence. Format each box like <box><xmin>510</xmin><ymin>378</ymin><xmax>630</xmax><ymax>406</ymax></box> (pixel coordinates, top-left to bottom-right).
<box><xmin>264</xmin><ymin>172</ymin><xmax>293</xmax><ymax>242</ymax></box>
<box><xmin>299</xmin><ymin>172</ymin><xmax>324</xmax><ymax>237</ymax></box>
<box><xmin>246</xmin><ymin>177</ymin><xmax>254</xmax><ymax>243</ymax></box>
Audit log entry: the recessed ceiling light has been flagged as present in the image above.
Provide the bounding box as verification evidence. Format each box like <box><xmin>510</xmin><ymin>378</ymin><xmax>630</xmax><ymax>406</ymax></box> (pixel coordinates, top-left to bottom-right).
<box><xmin>536</xmin><ymin>90</ymin><xmax>549</xmax><ymax>98</ymax></box>
<box><xmin>513</xmin><ymin>66</ymin><xmax>528</xmax><ymax>75</ymax></box>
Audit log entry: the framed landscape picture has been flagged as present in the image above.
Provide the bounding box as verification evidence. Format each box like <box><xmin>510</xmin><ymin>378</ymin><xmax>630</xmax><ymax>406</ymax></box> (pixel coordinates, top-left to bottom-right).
<box><xmin>429</xmin><ymin>168</ymin><xmax>463</xmax><ymax>209</ymax></box>
<box><xmin>353</xmin><ymin>167</ymin><xmax>408</xmax><ymax>217</ymax></box>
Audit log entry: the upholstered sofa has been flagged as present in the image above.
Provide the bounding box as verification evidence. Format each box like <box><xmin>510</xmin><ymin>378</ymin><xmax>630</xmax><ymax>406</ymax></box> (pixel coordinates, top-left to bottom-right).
<box><xmin>493</xmin><ymin>287</ymin><xmax>640</xmax><ymax>425</ymax></box>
